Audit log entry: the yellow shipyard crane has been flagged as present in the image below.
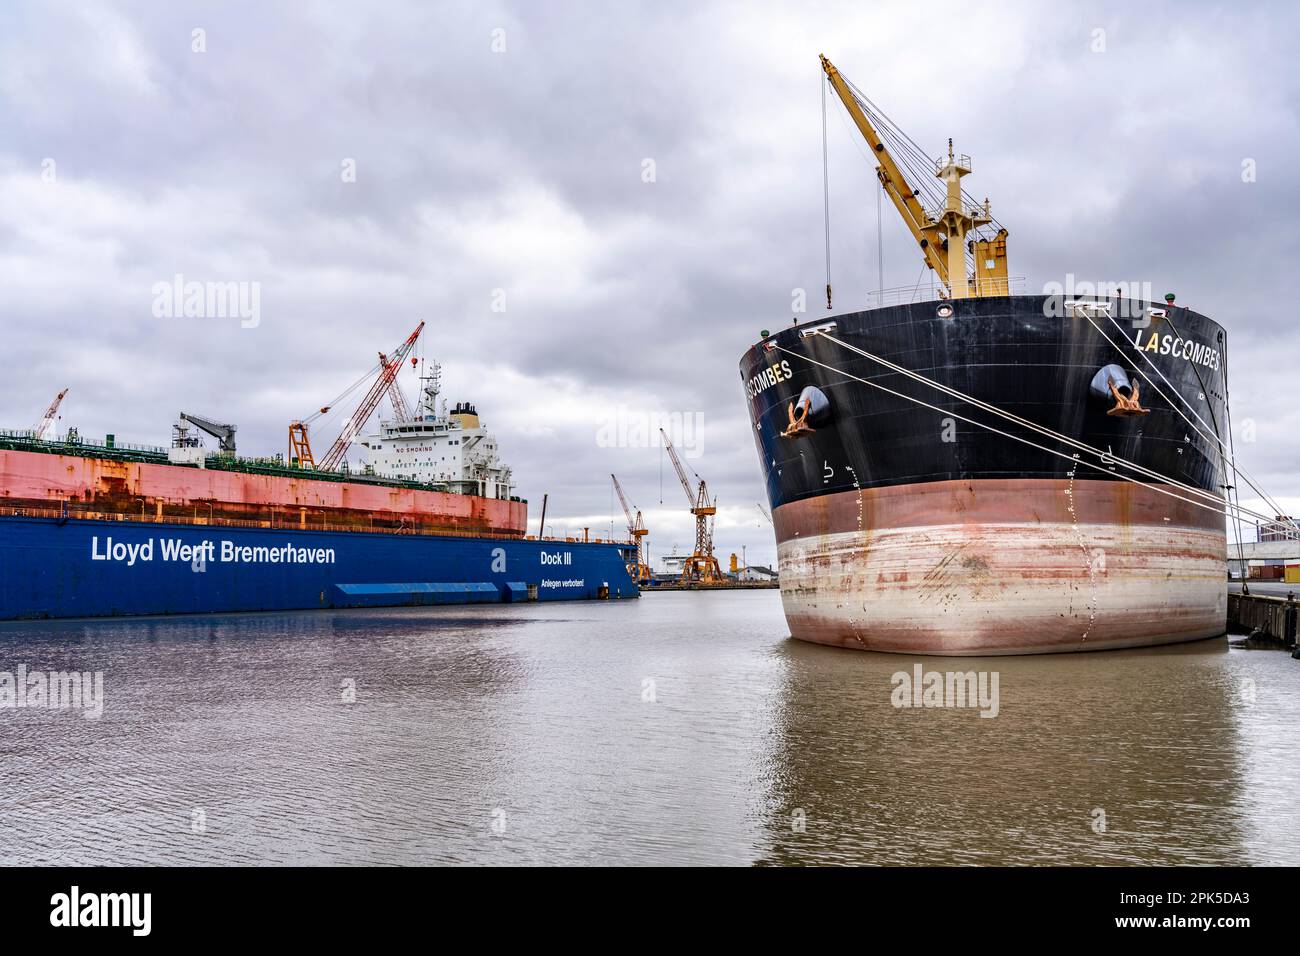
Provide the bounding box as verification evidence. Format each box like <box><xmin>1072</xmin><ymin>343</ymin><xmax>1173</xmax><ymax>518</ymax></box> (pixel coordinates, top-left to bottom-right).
<box><xmin>660</xmin><ymin>429</ymin><xmax>723</xmax><ymax>585</ymax></box>
<box><xmin>611</xmin><ymin>473</ymin><xmax>652</xmax><ymax>584</ymax></box>
<box><xmin>820</xmin><ymin>54</ymin><xmax>1009</xmax><ymax>300</ymax></box>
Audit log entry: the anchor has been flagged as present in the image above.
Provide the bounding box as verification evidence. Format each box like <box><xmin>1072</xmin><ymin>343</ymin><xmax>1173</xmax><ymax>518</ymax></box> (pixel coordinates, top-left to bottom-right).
<box><xmin>1106</xmin><ymin>377</ymin><xmax>1150</xmax><ymax>417</ymax></box>
<box><xmin>782</xmin><ymin>396</ymin><xmax>816</xmax><ymax>437</ymax></box>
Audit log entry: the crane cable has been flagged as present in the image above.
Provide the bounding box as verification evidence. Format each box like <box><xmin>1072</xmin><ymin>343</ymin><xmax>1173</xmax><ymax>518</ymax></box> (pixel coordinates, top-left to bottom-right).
<box><xmin>837</xmin><ymin>75</ymin><xmax>1004</xmax><ymax>279</ymax></box>
<box><xmin>848</xmin><ymin>79</ymin><xmax>1004</xmax><ymax>233</ymax></box>
<box><xmin>816</xmin><ymin>327</ymin><xmax>1293</xmax><ymax>527</ymax></box>
<box><xmin>812</xmin><ymin>331</ymin><xmax>1229</xmax><ymax>510</ymax></box>
<box><xmin>777</xmin><ymin>334</ymin><xmax>1300</xmax><ymax>538</ymax></box>
<box><xmin>1219</xmin><ymin>332</ymin><xmax>1252</xmax><ymax>580</ymax></box>
<box><xmin>774</xmin><ymin>339</ymin><xmax>1275</xmax><ymax>531</ymax></box>
<box><xmin>1087</xmin><ymin>307</ymin><xmax>1288</xmax><ymax>523</ymax></box>
<box><xmin>1081</xmin><ymin>306</ymin><xmax>1281</xmax><ymax>572</ymax></box>
<box><xmin>303</xmin><ymin>358</ymin><xmax>383</xmax><ymax>426</ymax></box>
<box><xmin>821</xmin><ymin>74</ymin><xmax>832</xmax><ymax>310</ymax></box>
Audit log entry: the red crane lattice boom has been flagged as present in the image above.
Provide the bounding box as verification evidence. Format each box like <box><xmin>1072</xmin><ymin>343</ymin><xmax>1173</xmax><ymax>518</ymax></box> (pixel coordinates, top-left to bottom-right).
<box><xmin>378</xmin><ymin>350</ymin><xmax>413</xmax><ymax>422</ymax></box>
<box><xmin>317</xmin><ymin>322</ymin><xmax>424</xmax><ymax>472</ymax></box>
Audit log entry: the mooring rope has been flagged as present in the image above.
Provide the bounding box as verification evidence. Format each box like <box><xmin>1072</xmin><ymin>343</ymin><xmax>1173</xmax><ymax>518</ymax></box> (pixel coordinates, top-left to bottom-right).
<box><xmin>1081</xmin><ymin>307</ymin><xmax>1275</xmax><ymax>570</ymax></box>
<box><xmin>814</xmin><ymin>331</ymin><xmax>1229</xmax><ymax>509</ymax></box>
<box><xmin>1085</xmin><ymin>308</ymin><xmax>1285</xmax><ymax>520</ymax></box>
<box><xmin>774</xmin><ymin>336</ymin><xmax>1299</xmax><ymax>538</ymax></box>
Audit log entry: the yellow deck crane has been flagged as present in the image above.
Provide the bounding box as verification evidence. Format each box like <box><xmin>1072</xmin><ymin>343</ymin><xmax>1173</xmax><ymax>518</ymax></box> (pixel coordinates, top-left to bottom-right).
<box><xmin>660</xmin><ymin>429</ymin><xmax>723</xmax><ymax>585</ymax></box>
<box><xmin>820</xmin><ymin>54</ymin><xmax>1009</xmax><ymax>299</ymax></box>
<box><xmin>611</xmin><ymin>473</ymin><xmax>652</xmax><ymax>584</ymax></box>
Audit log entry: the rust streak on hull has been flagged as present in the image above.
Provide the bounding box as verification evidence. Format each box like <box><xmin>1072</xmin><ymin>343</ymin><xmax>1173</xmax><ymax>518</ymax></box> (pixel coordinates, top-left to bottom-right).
<box><xmin>775</xmin><ymin>478</ymin><xmax>1227</xmax><ymax>656</ymax></box>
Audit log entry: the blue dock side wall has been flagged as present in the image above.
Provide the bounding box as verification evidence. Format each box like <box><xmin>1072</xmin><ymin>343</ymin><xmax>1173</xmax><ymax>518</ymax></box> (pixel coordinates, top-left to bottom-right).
<box><xmin>0</xmin><ymin>516</ymin><xmax>638</xmax><ymax>621</ymax></box>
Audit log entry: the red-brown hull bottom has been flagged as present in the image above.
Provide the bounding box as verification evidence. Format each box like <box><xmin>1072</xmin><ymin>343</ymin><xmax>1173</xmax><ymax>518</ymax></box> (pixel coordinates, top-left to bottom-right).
<box><xmin>773</xmin><ymin>479</ymin><xmax>1227</xmax><ymax>656</ymax></box>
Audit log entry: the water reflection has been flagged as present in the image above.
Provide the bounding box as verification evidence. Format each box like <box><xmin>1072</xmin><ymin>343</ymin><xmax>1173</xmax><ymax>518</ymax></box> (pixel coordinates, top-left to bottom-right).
<box><xmin>0</xmin><ymin>594</ymin><xmax>1296</xmax><ymax>865</ymax></box>
<box><xmin>755</xmin><ymin>637</ymin><xmax>1292</xmax><ymax>865</ymax></box>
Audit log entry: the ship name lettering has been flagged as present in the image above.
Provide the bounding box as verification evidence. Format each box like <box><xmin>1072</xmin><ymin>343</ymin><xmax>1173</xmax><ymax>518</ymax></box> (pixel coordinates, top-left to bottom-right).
<box><xmin>1132</xmin><ymin>329</ymin><xmax>1219</xmax><ymax>371</ymax></box>
<box><xmin>745</xmin><ymin>360</ymin><xmax>794</xmax><ymax>399</ymax></box>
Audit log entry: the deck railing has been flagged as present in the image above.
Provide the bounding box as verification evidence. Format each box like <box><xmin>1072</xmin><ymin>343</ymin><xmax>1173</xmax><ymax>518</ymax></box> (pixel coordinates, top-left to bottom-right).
<box><xmin>0</xmin><ymin>431</ymin><xmax>527</xmax><ymax>503</ymax></box>
<box><xmin>863</xmin><ymin>277</ymin><xmax>1026</xmax><ymax>307</ymax></box>
<box><xmin>0</xmin><ymin>504</ymin><xmax>630</xmax><ymax>547</ymax></box>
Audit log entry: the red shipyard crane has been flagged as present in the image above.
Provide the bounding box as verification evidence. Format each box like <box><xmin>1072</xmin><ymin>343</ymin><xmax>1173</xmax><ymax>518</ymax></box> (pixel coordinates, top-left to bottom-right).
<box><xmin>611</xmin><ymin>473</ymin><xmax>652</xmax><ymax>584</ymax></box>
<box><xmin>378</xmin><ymin>350</ymin><xmax>416</xmax><ymax>422</ymax></box>
<box><xmin>660</xmin><ymin>429</ymin><xmax>723</xmax><ymax>585</ymax></box>
<box><xmin>289</xmin><ymin>322</ymin><xmax>424</xmax><ymax>471</ymax></box>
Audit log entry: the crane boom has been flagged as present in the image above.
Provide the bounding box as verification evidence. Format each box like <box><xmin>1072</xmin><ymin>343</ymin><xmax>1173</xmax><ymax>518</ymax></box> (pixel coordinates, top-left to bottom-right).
<box><xmin>33</xmin><ymin>388</ymin><xmax>69</xmax><ymax>440</ymax></box>
<box><xmin>661</xmin><ymin>429</ymin><xmax>699</xmax><ymax>506</ymax></box>
<box><xmin>179</xmin><ymin>412</ymin><xmax>237</xmax><ymax>454</ymax></box>
<box><xmin>611</xmin><ymin>473</ymin><xmax>636</xmax><ymax>533</ymax></box>
<box><xmin>610</xmin><ymin>473</ymin><xmax>652</xmax><ymax>584</ymax></box>
<box><xmin>378</xmin><ymin>351</ymin><xmax>413</xmax><ymax>422</ymax></box>
<box><xmin>318</xmin><ymin>321</ymin><xmax>425</xmax><ymax>472</ymax></box>
<box><xmin>819</xmin><ymin>54</ymin><xmax>1009</xmax><ymax>299</ymax></box>
<box><xmin>819</xmin><ymin>55</ymin><xmax>948</xmax><ymax>284</ymax></box>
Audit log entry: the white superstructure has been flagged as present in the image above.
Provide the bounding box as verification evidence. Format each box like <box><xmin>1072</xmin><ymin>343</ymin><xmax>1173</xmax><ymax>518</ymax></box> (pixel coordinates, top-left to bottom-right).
<box><xmin>360</xmin><ymin>363</ymin><xmax>515</xmax><ymax>500</ymax></box>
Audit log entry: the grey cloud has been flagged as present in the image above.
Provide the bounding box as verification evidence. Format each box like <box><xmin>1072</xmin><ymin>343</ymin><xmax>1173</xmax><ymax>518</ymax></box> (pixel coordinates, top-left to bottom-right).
<box><xmin>3</xmin><ymin>0</ymin><xmax>1299</xmax><ymax>568</ymax></box>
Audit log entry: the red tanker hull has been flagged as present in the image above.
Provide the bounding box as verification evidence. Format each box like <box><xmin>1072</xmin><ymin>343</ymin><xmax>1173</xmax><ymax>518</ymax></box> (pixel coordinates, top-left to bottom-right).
<box><xmin>0</xmin><ymin>448</ymin><xmax>526</xmax><ymax>537</ymax></box>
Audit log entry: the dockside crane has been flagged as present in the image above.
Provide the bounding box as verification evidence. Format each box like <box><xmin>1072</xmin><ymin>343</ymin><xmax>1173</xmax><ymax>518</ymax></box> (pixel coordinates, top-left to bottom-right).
<box><xmin>819</xmin><ymin>54</ymin><xmax>1010</xmax><ymax>299</ymax></box>
<box><xmin>32</xmin><ymin>388</ymin><xmax>69</xmax><ymax>440</ymax></box>
<box><xmin>660</xmin><ymin>429</ymin><xmax>723</xmax><ymax>585</ymax></box>
<box><xmin>288</xmin><ymin>321</ymin><xmax>425</xmax><ymax>471</ymax></box>
<box><xmin>611</xmin><ymin>473</ymin><xmax>652</xmax><ymax>584</ymax></box>
<box><xmin>178</xmin><ymin>412</ymin><xmax>237</xmax><ymax>455</ymax></box>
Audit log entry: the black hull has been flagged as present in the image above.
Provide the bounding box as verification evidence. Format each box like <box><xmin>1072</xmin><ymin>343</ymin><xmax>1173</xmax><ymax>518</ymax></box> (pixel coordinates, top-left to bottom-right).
<box><xmin>738</xmin><ymin>295</ymin><xmax>1229</xmax><ymax>655</ymax></box>
<box><xmin>741</xmin><ymin>295</ymin><xmax>1228</xmax><ymax>507</ymax></box>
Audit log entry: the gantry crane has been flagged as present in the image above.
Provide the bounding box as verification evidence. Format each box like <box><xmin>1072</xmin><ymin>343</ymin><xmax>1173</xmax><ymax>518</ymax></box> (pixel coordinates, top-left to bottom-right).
<box><xmin>660</xmin><ymin>429</ymin><xmax>723</xmax><ymax>584</ymax></box>
<box><xmin>820</xmin><ymin>55</ymin><xmax>1009</xmax><ymax>299</ymax></box>
<box><xmin>32</xmin><ymin>388</ymin><xmax>69</xmax><ymax>440</ymax></box>
<box><xmin>289</xmin><ymin>322</ymin><xmax>425</xmax><ymax>471</ymax></box>
<box><xmin>611</xmin><ymin>473</ymin><xmax>652</xmax><ymax>584</ymax></box>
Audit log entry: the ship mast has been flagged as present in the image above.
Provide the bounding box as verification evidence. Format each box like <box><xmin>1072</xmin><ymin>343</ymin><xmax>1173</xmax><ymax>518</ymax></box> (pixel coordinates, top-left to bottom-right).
<box><xmin>418</xmin><ymin>360</ymin><xmax>442</xmax><ymax>422</ymax></box>
<box><xmin>819</xmin><ymin>54</ymin><xmax>1009</xmax><ymax>299</ymax></box>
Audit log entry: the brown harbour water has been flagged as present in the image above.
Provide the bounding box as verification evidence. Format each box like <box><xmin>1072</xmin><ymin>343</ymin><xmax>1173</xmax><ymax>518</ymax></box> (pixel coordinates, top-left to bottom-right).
<box><xmin>0</xmin><ymin>589</ymin><xmax>1296</xmax><ymax>866</ymax></box>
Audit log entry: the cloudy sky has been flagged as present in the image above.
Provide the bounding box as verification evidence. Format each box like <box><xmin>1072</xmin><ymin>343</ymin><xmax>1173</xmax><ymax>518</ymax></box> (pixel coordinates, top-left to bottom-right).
<box><xmin>2</xmin><ymin>0</ymin><xmax>1297</xmax><ymax>565</ymax></box>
